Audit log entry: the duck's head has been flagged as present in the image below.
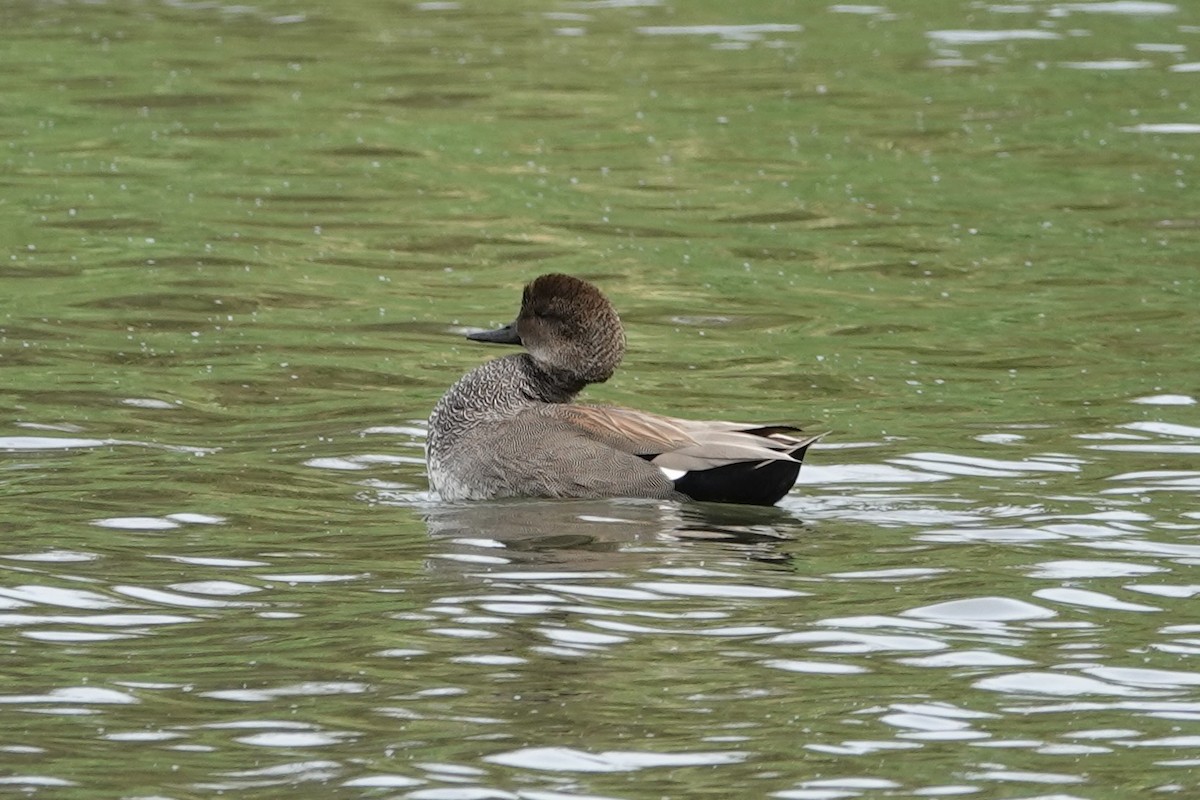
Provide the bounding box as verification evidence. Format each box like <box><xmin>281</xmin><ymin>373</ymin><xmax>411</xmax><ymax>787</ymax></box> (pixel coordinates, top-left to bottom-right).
<box><xmin>468</xmin><ymin>273</ymin><xmax>626</xmax><ymax>383</ymax></box>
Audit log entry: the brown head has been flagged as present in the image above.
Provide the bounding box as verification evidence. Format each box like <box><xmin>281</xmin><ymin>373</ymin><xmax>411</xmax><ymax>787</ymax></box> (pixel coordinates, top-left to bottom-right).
<box><xmin>467</xmin><ymin>273</ymin><xmax>626</xmax><ymax>383</ymax></box>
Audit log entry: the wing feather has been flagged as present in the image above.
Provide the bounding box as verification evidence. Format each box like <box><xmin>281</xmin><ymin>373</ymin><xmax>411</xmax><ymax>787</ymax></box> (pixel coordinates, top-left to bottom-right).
<box><xmin>539</xmin><ymin>404</ymin><xmax>822</xmax><ymax>468</ymax></box>
<box><xmin>540</xmin><ymin>404</ymin><xmax>696</xmax><ymax>454</ymax></box>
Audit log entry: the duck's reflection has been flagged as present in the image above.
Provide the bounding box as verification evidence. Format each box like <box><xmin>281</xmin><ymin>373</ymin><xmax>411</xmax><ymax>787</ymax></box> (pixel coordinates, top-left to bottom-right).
<box><xmin>422</xmin><ymin>498</ymin><xmax>812</xmax><ymax>569</ymax></box>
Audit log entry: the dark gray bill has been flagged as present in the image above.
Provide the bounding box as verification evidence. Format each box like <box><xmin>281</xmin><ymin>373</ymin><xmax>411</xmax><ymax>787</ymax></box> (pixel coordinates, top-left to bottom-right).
<box><xmin>466</xmin><ymin>322</ymin><xmax>521</xmax><ymax>345</ymax></box>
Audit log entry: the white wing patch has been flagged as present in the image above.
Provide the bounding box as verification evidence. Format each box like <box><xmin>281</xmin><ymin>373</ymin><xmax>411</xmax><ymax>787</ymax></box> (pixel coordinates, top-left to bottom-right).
<box><xmin>658</xmin><ymin>466</ymin><xmax>687</xmax><ymax>481</ymax></box>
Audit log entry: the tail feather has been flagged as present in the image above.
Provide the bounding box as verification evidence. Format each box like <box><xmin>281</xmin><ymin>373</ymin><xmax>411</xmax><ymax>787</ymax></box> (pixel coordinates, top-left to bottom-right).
<box><xmin>673</xmin><ymin>434</ymin><xmax>822</xmax><ymax>505</ymax></box>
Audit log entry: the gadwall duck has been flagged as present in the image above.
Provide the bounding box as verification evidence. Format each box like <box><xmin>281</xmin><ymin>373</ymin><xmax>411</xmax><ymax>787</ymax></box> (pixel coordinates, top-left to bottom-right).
<box><xmin>426</xmin><ymin>274</ymin><xmax>821</xmax><ymax>505</ymax></box>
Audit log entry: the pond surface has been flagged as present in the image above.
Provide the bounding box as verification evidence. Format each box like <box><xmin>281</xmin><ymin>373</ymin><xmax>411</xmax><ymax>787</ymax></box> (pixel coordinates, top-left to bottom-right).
<box><xmin>3</xmin><ymin>0</ymin><xmax>1200</xmax><ymax>797</ymax></box>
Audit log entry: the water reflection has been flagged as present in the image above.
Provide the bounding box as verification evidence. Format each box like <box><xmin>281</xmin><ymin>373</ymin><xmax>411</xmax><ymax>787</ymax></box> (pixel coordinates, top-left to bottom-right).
<box><xmin>423</xmin><ymin>498</ymin><xmax>812</xmax><ymax>569</ymax></box>
<box><xmin>7</xmin><ymin>402</ymin><xmax>1199</xmax><ymax>795</ymax></box>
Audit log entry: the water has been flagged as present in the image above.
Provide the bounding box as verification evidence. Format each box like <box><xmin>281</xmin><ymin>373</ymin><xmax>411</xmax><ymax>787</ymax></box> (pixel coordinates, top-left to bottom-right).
<box><xmin>3</xmin><ymin>0</ymin><xmax>1199</xmax><ymax>797</ymax></box>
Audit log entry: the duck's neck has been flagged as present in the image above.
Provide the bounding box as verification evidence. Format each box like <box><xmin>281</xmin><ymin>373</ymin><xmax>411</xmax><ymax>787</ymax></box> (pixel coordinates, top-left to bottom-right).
<box><xmin>427</xmin><ymin>353</ymin><xmax>594</xmax><ymax>459</ymax></box>
<box><xmin>521</xmin><ymin>354</ymin><xmax>589</xmax><ymax>402</ymax></box>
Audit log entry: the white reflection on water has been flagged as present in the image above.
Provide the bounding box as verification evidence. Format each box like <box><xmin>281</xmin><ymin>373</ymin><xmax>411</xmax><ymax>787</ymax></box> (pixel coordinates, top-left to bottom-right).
<box><xmin>110</xmin><ymin>585</ymin><xmax>247</xmax><ymax>609</ymax></box>
<box><xmin>975</xmin><ymin>671</ymin><xmax>1161</xmax><ymax>696</ymax></box>
<box><xmin>1131</xmin><ymin>394</ymin><xmax>1197</xmax><ymax>404</ymax></box>
<box><xmin>764</xmin><ymin>658</ymin><xmax>870</xmax><ymax>674</ymax></box>
<box><xmin>1086</xmin><ymin>666</ymin><xmax>1200</xmax><ymax>687</ymax></box>
<box><xmin>341</xmin><ymin>774</ymin><xmax>423</xmax><ymax>788</ymax></box>
<box><xmin>0</xmin><ymin>435</ymin><xmax>215</xmax><ymax>455</ymax></box>
<box><xmin>0</xmin><ymin>585</ymin><xmax>126</xmax><ymax>609</ymax></box>
<box><xmin>1033</xmin><ymin>587</ymin><xmax>1160</xmax><ymax>612</ymax></box>
<box><xmin>169</xmin><ymin>580</ymin><xmax>262</xmax><ymax>595</ymax></box>
<box><xmin>1</xmin><ymin>613</ymin><xmax>195</xmax><ymax>628</ymax></box>
<box><xmin>766</xmin><ymin>630</ymin><xmax>947</xmax><ymax>653</ymax></box>
<box><xmin>0</xmin><ymin>687</ymin><xmax>138</xmax><ymax>705</ymax></box>
<box><xmin>635</xmin><ymin>24</ymin><xmax>803</xmax><ymax>39</ymax></box>
<box><xmin>92</xmin><ymin>516</ymin><xmax>180</xmax><ymax>530</ymax></box>
<box><xmin>303</xmin><ymin>453</ymin><xmax>419</xmax><ymax>470</ymax></box>
<box><xmin>1061</xmin><ymin>59</ymin><xmax>1152</xmax><ymax>69</ymax></box>
<box><xmin>92</xmin><ymin>513</ymin><xmax>226</xmax><ymax>530</ymax></box>
<box><xmin>927</xmin><ymin>29</ymin><xmax>1061</xmax><ymax>43</ymax></box>
<box><xmin>782</xmin><ymin>776</ymin><xmax>904</xmax><ymax>796</ymax></box>
<box><xmin>1</xmin><ymin>551</ymin><xmax>97</xmax><ymax>563</ymax></box>
<box><xmin>201</xmin><ymin>682</ymin><xmax>369</xmax><ymax>702</ymax></box>
<box><xmin>799</xmin><ymin>462</ymin><xmax>949</xmax><ymax>483</ymax></box>
<box><xmin>485</xmin><ymin>745</ymin><xmax>748</xmax><ymax>772</ymax></box>
<box><xmin>0</xmin><ymin>777</ymin><xmax>76</xmax><ymax>788</ymax></box>
<box><xmin>890</xmin><ymin>451</ymin><xmax>1080</xmax><ymax>477</ymax></box>
<box><xmin>1123</xmin><ymin>421</ymin><xmax>1200</xmax><ymax>438</ymax></box>
<box><xmin>1028</xmin><ymin>559</ymin><xmax>1167</xmax><ymax>578</ymax></box>
<box><xmin>631</xmin><ymin>580</ymin><xmax>804</xmax><ymax>598</ymax></box>
<box><xmin>899</xmin><ymin>649</ymin><xmax>1033</xmax><ymax>667</ymax></box>
<box><xmin>904</xmin><ymin>596</ymin><xmax>1056</xmax><ymax>623</ymax></box>
<box><xmin>829</xmin><ymin>4</ymin><xmax>895</xmax><ymax>17</ymax></box>
<box><xmin>1050</xmin><ymin>1</ymin><xmax>1178</xmax><ymax>14</ymax></box>
<box><xmin>1127</xmin><ymin>584</ymin><xmax>1200</xmax><ymax>598</ymax></box>
<box><xmin>199</xmin><ymin>759</ymin><xmax>343</xmax><ymax>791</ymax></box>
<box><xmin>236</xmin><ymin>730</ymin><xmax>358</xmax><ymax>747</ymax></box>
<box><xmin>1121</xmin><ymin>123</ymin><xmax>1200</xmax><ymax>134</ymax></box>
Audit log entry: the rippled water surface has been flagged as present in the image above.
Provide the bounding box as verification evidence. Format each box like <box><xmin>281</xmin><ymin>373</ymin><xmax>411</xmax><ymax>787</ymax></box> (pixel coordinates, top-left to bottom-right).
<box><xmin>4</xmin><ymin>0</ymin><xmax>1200</xmax><ymax>797</ymax></box>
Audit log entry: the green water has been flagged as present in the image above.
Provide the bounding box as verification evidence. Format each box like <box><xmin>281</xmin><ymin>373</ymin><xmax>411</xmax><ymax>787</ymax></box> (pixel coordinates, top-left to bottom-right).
<box><xmin>3</xmin><ymin>1</ymin><xmax>1200</xmax><ymax>797</ymax></box>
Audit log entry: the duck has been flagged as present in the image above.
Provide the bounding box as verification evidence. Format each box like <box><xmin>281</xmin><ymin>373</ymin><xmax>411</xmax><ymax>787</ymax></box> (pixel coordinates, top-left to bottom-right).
<box><xmin>426</xmin><ymin>273</ymin><xmax>822</xmax><ymax>505</ymax></box>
